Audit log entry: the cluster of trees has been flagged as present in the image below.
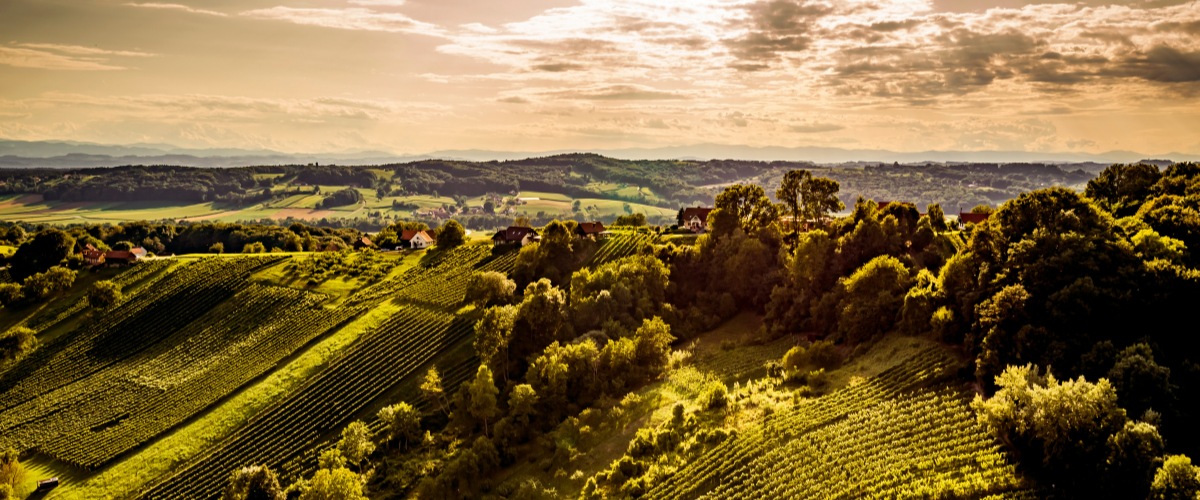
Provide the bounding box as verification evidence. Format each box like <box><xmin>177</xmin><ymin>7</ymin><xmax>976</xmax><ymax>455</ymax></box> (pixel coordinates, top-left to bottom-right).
<box><xmin>319</xmin><ymin>188</ymin><xmax>364</xmax><ymax>209</ymax></box>
<box><xmin>295</xmin><ymin>166</ymin><xmax>378</xmax><ymax>188</ymax></box>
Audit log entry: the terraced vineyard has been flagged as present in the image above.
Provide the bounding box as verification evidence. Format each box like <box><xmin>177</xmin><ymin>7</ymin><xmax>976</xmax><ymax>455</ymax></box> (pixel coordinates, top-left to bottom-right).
<box><xmin>0</xmin><ymin>258</ymin><xmax>365</xmax><ymax>469</ymax></box>
<box><xmin>586</xmin><ymin>231</ymin><xmax>655</xmax><ymax>267</ymax></box>
<box><xmin>22</xmin><ymin>259</ymin><xmax>176</xmax><ymax>333</ymax></box>
<box><xmin>140</xmin><ymin>244</ymin><xmax>517</xmax><ymax>500</ymax></box>
<box><xmin>0</xmin><ymin>257</ymin><xmax>284</xmax><ymax>409</ymax></box>
<box><xmin>645</xmin><ymin>348</ymin><xmax>1036</xmax><ymax>500</ymax></box>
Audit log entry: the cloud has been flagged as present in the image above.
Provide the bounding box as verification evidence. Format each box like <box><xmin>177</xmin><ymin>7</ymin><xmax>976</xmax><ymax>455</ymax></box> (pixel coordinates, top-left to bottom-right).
<box><xmin>496</xmin><ymin>96</ymin><xmax>530</xmax><ymax>104</ymax></box>
<box><xmin>240</xmin><ymin>7</ymin><xmax>442</xmax><ymax>36</ymax></box>
<box><xmin>460</xmin><ymin>23</ymin><xmax>498</xmax><ymax>34</ymax></box>
<box><xmin>533</xmin><ymin>84</ymin><xmax>694</xmax><ymax>101</ymax></box>
<box><xmin>125</xmin><ymin>3</ymin><xmax>228</xmax><ymax>17</ymax></box>
<box><xmin>18</xmin><ymin>44</ymin><xmax>156</xmax><ymax>58</ymax></box>
<box><xmin>0</xmin><ymin>46</ymin><xmax>130</xmax><ymax>71</ymax></box>
<box><xmin>348</xmin><ymin>0</ymin><xmax>407</xmax><ymax>5</ymax></box>
<box><xmin>789</xmin><ymin>123</ymin><xmax>845</xmax><ymax>133</ymax></box>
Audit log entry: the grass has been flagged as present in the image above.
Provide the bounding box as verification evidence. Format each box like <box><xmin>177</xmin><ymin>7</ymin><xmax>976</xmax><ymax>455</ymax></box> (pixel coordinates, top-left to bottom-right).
<box><xmin>43</xmin><ymin>300</ymin><xmax>407</xmax><ymax>500</ymax></box>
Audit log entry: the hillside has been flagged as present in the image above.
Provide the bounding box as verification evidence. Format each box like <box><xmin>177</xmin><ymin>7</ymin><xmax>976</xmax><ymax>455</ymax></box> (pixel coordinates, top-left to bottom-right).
<box><xmin>0</xmin><ymin>161</ymin><xmax>1198</xmax><ymax>500</ymax></box>
<box><xmin>0</xmin><ymin>156</ymin><xmax>1098</xmax><ymax>231</ymax></box>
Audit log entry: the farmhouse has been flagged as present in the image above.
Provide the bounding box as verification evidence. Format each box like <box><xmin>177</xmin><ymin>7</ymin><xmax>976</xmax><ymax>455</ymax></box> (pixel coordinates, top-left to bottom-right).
<box><xmin>401</xmin><ymin>230</ymin><xmax>436</xmax><ymax>249</ymax></box>
<box><xmin>681</xmin><ymin>206</ymin><xmax>715</xmax><ymax>233</ymax></box>
<box><xmin>958</xmin><ymin>212</ymin><xmax>991</xmax><ymax>228</ymax></box>
<box><xmin>103</xmin><ymin>250</ymin><xmax>138</xmax><ymax>267</ymax></box>
<box><xmin>575</xmin><ymin>221</ymin><xmax>608</xmax><ymax>239</ymax></box>
<box><xmin>492</xmin><ymin>226</ymin><xmax>540</xmax><ymax>246</ymax></box>
<box><xmin>83</xmin><ymin>244</ymin><xmax>105</xmax><ymax>266</ymax></box>
<box><xmin>353</xmin><ymin>236</ymin><xmax>374</xmax><ymax>250</ymax></box>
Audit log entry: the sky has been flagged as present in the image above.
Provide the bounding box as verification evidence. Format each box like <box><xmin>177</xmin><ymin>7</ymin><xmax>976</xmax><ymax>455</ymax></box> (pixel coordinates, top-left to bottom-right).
<box><xmin>0</xmin><ymin>0</ymin><xmax>1198</xmax><ymax>156</ymax></box>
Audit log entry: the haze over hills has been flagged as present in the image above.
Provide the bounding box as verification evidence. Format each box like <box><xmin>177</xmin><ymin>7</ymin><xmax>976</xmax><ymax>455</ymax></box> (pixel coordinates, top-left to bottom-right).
<box><xmin>1</xmin><ymin>139</ymin><xmax>1196</xmax><ymax>168</ymax></box>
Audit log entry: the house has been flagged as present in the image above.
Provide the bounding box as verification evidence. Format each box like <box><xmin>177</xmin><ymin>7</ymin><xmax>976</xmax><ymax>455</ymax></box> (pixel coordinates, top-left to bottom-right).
<box><xmin>575</xmin><ymin>221</ymin><xmax>607</xmax><ymax>239</ymax></box>
<box><xmin>492</xmin><ymin>227</ymin><xmax>540</xmax><ymax>246</ymax></box>
<box><xmin>103</xmin><ymin>251</ymin><xmax>138</xmax><ymax>267</ymax></box>
<box><xmin>958</xmin><ymin>212</ymin><xmax>991</xmax><ymax>228</ymax></box>
<box><xmin>83</xmin><ymin>244</ymin><xmax>106</xmax><ymax>267</ymax></box>
<box><xmin>681</xmin><ymin>206</ymin><xmax>715</xmax><ymax>233</ymax></box>
<box><xmin>131</xmin><ymin>247</ymin><xmax>147</xmax><ymax>259</ymax></box>
<box><xmin>352</xmin><ymin>236</ymin><xmax>374</xmax><ymax>250</ymax></box>
<box><xmin>400</xmin><ymin>230</ymin><xmax>436</xmax><ymax>249</ymax></box>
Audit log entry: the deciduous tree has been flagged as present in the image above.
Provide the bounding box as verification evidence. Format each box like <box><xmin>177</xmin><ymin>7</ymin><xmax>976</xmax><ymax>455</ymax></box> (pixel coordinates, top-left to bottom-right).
<box><xmin>87</xmin><ymin>280</ymin><xmax>122</xmax><ymax>309</ymax></box>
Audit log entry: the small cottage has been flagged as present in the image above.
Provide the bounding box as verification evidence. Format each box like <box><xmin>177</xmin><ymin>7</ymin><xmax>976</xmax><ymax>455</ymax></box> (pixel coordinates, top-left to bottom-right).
<box><xmin>492</xmin><ymin>227</ymin><xmax>540</xmax><ymax>246</ymax></box>
<box><xmin>681</xmin><ymin>207</ymin><xmax>715</xmax><ymax>233</ymax></box>
<box><xmin>401</xmin><ymin>230</ymin><xmax>436</xmax><ymax>249</ymax></box>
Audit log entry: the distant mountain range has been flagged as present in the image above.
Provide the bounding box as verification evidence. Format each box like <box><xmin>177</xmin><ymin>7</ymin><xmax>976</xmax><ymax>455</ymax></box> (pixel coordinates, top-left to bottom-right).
<box><xmin>1</xmin><ymin>139</ymin><xmax>1197</xmax><ymax>168</ymax></box>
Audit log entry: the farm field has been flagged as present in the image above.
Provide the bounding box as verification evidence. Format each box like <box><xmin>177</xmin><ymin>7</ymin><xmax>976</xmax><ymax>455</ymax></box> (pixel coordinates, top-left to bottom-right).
<box><xmin>0</xmin><ymin>186</ymin><xmax>674</xmax><ymax>225</ymax></box>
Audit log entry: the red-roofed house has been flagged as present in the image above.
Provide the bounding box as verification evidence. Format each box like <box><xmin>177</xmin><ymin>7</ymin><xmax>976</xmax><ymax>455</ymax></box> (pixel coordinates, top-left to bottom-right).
<box><xmin>681</xmin><ymin>206</ymin><xmax>715</xmax><ymax>233</ymax></box>
<box><xmin>401</xmin><ymin>230</ymin><xmax>436</xmax><ymax>249</ymax></box>
<box><xmin>131</xmin><ymin>247</ymin><xmax>147</xmax><ymax>259</ymax></box>
<box><xmin>353</xmin><ymin>236</ymin><xmax>374</xmax><ymax>249</ymax></box>
<box><xmin>103</xmin><ymin>251</ymin><xmax>138</xmax><ymax>267</ymax></box>
<box><xmin>492</xmin><ymin>227</ymin><xmax>540</xmax><ymax>246</ymax></box>
<box><xmin>958</xmin><ymin>212</ymin><xmax>991</xmax><ymax>228</ymax></box>
<box><xmin>83</xmin><ymin>244</ymin><xmax>105</xmax><ymax>267</ymax></box>
<box><xmin>575</xmin><ymin>221</ymin><xmax>607</xmax><ymax>239</ymax></box>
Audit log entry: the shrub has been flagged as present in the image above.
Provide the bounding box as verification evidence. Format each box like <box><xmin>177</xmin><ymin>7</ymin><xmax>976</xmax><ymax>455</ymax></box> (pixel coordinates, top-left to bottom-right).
<box><xmin>699</xmin><ymin>380</ymin><xmax>728</xmax><ymax>410</ymax></box>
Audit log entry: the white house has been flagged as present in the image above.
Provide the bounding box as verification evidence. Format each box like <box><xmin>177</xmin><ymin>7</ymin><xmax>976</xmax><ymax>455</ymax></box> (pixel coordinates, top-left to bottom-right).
<box><xmin>401</xmin><ymin>230</ymin><xmax>436</xmax><ymax>249</ymax></box>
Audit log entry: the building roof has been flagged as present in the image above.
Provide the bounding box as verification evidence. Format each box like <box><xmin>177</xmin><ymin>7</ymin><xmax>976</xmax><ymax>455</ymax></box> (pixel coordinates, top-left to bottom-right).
<box><xmin>681</xmin><ymin>206</ymin><xmax>715</xmax><ymax>223</ymax></box>
<box><xmin>959</xmin><ymin>212</ymin><xmax>991</xmax><ymax>225</ymax></box>
<box><xmin>355</xmin><ymin>236</ymin><xmax>373</xmax><ymax>246</ymax></box>
<box><xmin>104</xmin><ymin>250</ymin><xmax>135</xmax><ymax>261</ymax></box>
<box><xmin>576</xmin><ymin>221</ymin><xmax>605</xmax><ymax>234</ymax></box>
<box><xmin>401</xmin><ymin>230</ymin><xmax>433</xmax><ymax>241</ymax></box>
<box><xmin>492</xmin><ymin>226</ymin><xmax>539</xmax><ymax>241</ymax></box>
<box><xmin>131</xmin><ymin>247</ymin><xmax>147</xmax><ymax>257</ymax></box>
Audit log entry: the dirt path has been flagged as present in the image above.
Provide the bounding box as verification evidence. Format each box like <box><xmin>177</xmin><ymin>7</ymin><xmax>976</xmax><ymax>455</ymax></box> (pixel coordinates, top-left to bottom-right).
<box><xmin>178</xmin><ymin>210</ymin><xmax>243</xmax><ymax>222</ymax></box>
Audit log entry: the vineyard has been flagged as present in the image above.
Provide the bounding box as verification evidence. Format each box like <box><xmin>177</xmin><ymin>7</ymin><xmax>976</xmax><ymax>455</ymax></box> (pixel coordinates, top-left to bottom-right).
<box><xmin>586</xmin><ymin>230</ymin><xmax>655</xmax><ymax>267</ymax></box>
<box><xmin>21</xmin><ymin>259</ymin><xmax>176</xmax><ymax>334</ymax></box>
<box><xmin>0</xmin><ymin>257</ymin><xmax>370</xmax><ymax>470</ymax></box>
<box><xmin>644</xmin><ymin>347</ymin><xmax>1036</xmax><ymax>500</ymax></box>
<box><xmin>139</xmin><ymin>244</ymin><xmax>518</xmax><ymax>499</ymax></box>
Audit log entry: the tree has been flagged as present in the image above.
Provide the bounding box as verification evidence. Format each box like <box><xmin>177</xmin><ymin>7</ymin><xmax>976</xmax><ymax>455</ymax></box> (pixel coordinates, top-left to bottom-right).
<box><xmin>243</xmin><ymin>242</ymin><xmax>266</xmax><ymax>253</ymax></box>
<box><xmin>969</xmin><ymin>204</ymin><xmax>993</xmax><ymax>214</ymax></box>
<box><xmin>113</xmin><ymin>240</ymin><xmax>134</xmax><ymax>251</ymax></box>
<box><xmin>514</xmin><ymin>216</ymin><xmax>531</xmax><ymax>227</ymax></box>
<box><xmin>508</xmin><ymin>384</ymin><xmax>538</xmax><ymax>426</ymax></box>
<box><xmin>632</xmin><ymin>317</ymin><xmax>674</xmax><ymax>378</ymax></box>
<box><xmin>0</xmin><ymin>284</ymin><xmax>22</xmax><ymax>307</ymax></box>
<box><xmin>1107</xmin><ymin>421</ymin><xmax>1166</xmax><ymax>498</ymax></box>
<box><xmin>0</xmin><ymin>327</ymin><xmax>36</xmax><ymax>363</ymax></box>
<box><xmin>0</xmin><ymin>449</ymin><xmax>24</xmax><ymax>493</ymax></box>
<box><xmin>378</xmin><ymin>402</ymin><xmax>421</xmax><ymax>450</ymax></box>
<box><xmin>838</xmin><ymin>255</ymin><xmax>910</xmax><ymax>343</ymax></box>
<box><xmin>0</xmin><ymin>484</ymin><xmax>11</xmax><ymax>500</ymax></box>
<box><xmin>1150</xmin><ymin>455</ymin><xmax>1200</xmax><ymax>500</ymax></box>
<box><xmin>421</xmin><ymin>366</ymin><xmax>447</xmax><ymax>414</ymax></box>
<box><xmin>437</xmin><ymin>220</ymin><xmax>466</xmax><ymax>248</ymax></box>
<box><xmin>298</xmin><ymin>467</ymin><xmax>366</xmax><ymax>500</ymax></box>
<box><xmin>1086</xmin><ymin>163</ymin><xmax>1162</xmax><ymax>217</ymax></box>
<box><xmin>1107</xmin><ymin>343</ymin><xmax>1173</xmax><ymax>419</ymax></box>
<box><xmin>776</xmin><ymin>169</ymin><xmax>812</xmax><ymax>231</ymax></box>
<box><xmin>926</xmin><ymin>203</ymin><xmax>948</xmax><ymax>232</ymax></box>
<box><xmin>222</xmin><ymin>465</ymin><xmax>285</xmax><ymax>500</ymax></box>
<box><xmin>465</xmin><ymin>272</ymin><xmax>516</xmax><ymax>308</ymax></box>
<box><xmin>468</xmin><ymin>364</ymin><xmax>499</xmax><ymax>437</ymax></box>
<box><xmin>804</xmin><ymin>177</ymin><xmax>844</xmax><ymax>226</ymax></box>
<box><xmin>9</xmin><ymin>228</ymin><xmax>74</xmax><ymax>281</ymax></box>
<box><xmin>475</xmin><ymin>305</ymin><xmax>516</xmax><ymax>381</ymax></box>
<box><xmin>972</xmin><ymin>364</ymin><xmax>1127</xmax><ymax>489</ymax></box>
<box><xmin>714</xmin><ymin>184</ymin><xmax>778</xmax><ymax>234</ymax></box>
<box><xmin>336</xmin><ymin>421</ymin><xmax>375</xmax><ymax>472</ymax></box>
<box><xmin>572</xmin><ymin>200</ymin><xmax>582</xmax><ymax>212</ymax></box>
<box><xmin>210</xmin><ymin>242</ymin><xmax>225</xmax><ymax>254</ymax></box>
<box><xmin>87</xmin><ymin>280</ymin><xmax>122</xmax><ymax>309</ymax></box>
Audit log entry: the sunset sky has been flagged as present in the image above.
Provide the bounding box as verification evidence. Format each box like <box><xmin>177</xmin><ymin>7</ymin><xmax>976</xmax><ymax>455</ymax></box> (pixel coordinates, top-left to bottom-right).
<box><xmin>1</xmin><ymin>0</ymin><xmax>1198</xmax><ymax>156</ymax></box>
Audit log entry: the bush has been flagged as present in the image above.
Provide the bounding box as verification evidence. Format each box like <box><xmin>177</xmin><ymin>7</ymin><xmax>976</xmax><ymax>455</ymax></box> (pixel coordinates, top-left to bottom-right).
<box><xmin>210</xmin><ymin>242</ymin><xmax>225</xmax><ymax>254</ymax></box>
<box><xmin>1150</xmin><ymin>455</ymin><xmax>1200</xmax><ymax>500</ymax></box>
<box><xmin>0</xmin><ymin>327</ymin><xmax>37</xmax><ymax>362</ymax></box>
<box><xmin>87</xmin><ymin>280</ymin><xmax>122</xmax><ymax>309</ymax></box>
<box><xmin>243</xmin><ymin>242</ymin><xmax>266</xmax><ymax>253</ymax></box>
<box><xmin>698</xmin><ymin>380</ymin><xmax>728</xmax><ymax>410</ymax></box>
